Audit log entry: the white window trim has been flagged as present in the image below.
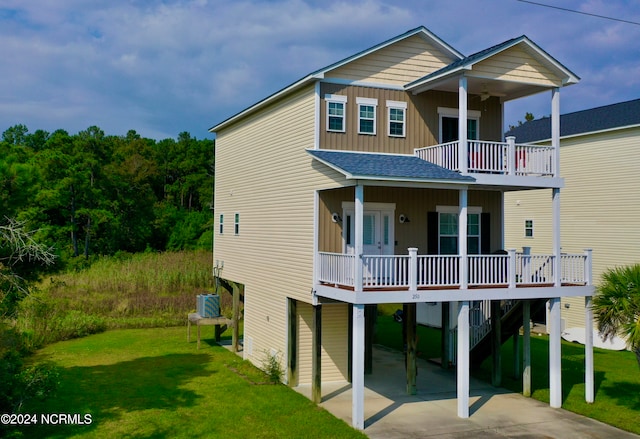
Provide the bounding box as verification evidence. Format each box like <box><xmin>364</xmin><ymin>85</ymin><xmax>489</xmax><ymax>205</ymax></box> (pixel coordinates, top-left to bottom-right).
<box><xmin>325</xmin><ymin>94</ymin><xmax>347</xmax><ymax>133</ymax></box>
<box><xmin>437</xmin><ymin>106</ymin><xmax>481</xmax><ymax>143</ymax></box>
<box><xmin>356</xmin><ymin>97</ymin><xmax>377</xmax><ymax>135</ymax></box>
<box><xmin>436</xmin><ymin>205</ymin><xmax>482</xmax><ymax>214</ymax></box>
<box><xmin>436</xmin><ymin>205</ymin><xmax>482</xmax><ymax>255</ymax></box>
<box><xmin>386</xmin><ymin>100</ymin><xmax>407</xmax><ymax>138</ymax></box>
<box><xmin>525</xmin><ymin>219</ymin><xmax>534</xmax><ymax>238</ymax></box>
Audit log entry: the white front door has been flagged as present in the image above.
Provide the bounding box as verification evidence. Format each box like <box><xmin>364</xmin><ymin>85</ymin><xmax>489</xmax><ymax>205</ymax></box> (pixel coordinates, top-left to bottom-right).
<box><xmin>344</xmin><ymin>209</ymin><xmax>393</xmax><ymax>256</ymax></box>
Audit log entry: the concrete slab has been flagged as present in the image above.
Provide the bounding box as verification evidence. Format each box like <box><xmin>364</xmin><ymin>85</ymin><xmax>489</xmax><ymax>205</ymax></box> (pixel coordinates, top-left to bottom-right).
<box><xmin>295</xmin><ymin>345</ymin><xmax>639</xmax><ymax>439</ymax></box>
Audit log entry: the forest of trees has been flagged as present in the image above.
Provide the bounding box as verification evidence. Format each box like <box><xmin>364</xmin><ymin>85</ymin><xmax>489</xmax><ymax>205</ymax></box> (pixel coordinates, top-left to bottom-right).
<box><xmin>0</xmin><ymin>124</ymin><xmax>214</xmax><ymax>268</ymax></box>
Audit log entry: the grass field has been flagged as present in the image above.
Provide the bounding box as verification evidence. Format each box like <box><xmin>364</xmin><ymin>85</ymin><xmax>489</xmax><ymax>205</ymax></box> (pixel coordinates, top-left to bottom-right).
<box><xmin>16</xmin><ymin>327</ymin><xmax>365</xmax><ymax>439</ymax></box>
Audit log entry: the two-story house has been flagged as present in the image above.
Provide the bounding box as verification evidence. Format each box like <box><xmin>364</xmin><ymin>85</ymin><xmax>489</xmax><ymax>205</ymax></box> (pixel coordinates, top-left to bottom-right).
<box><xmin>209</xmin><ymin>26</ymin><xmax>595</xmax><ymax>430</ymax></box>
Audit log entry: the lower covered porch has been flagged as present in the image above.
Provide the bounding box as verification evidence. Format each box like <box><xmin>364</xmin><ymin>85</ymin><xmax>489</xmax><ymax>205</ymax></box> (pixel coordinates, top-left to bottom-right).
<box><xmin>293</xmin><ymin>342</ymin><xmax>632</xmax><ymax>438</ymax></box>
<box><xmin>294</xmin><ymin>288</ymin><xmax>596</xmax><ymax>430</ymax></box>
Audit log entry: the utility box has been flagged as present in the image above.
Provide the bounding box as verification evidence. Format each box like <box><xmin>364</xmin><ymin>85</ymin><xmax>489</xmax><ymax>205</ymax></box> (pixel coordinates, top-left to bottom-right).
<box><xmin>197</xmin><ymin>294</ymin><xmax>220</xmax><ymax>318</ymax></box>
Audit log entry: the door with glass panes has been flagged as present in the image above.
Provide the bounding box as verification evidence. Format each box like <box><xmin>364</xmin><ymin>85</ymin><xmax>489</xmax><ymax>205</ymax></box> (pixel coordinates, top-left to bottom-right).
<box><xmin>343</xmin><ymin>208</ymin><xmax>394</xmax><ymax>283</ymax></box>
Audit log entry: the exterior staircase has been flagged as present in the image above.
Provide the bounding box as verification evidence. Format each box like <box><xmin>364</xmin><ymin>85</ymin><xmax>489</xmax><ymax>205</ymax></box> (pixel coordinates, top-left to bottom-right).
<box><xmin>469</xmin><ymin>298</ymin><xmax>547</xmax><ymax>368</ymax></box>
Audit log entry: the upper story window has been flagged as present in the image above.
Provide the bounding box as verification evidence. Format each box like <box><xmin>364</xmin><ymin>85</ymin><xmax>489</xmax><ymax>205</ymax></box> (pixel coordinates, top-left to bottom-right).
<box><xmin>387</xmin><ymin>100</ymin><xmax>407</xmax><ymax>137</ymax></box>
<box><xmin>357</xmin><ymin>97</ymin><xmax>377</xmax><ymax>135</ymax></box>
<box><xmin>525</xmin><ymin>219</ymin><xmax>534</xmax><ymax>238</ymax></box>
<box><xmin>234</xmin><ymin>213</ymin><xmax>240</xmax><ymax>235</ymax></box>
<box><xmin>325</xmin><ymin>94</ymin><xmax>347</xmax><ymax>132</ymax></box>
<box><xmin>219</xmin><ymin>214</ymin><xmax>224</xmax><ymax>235</ymax></box>
<box><xmin>438</xmin><ymin>107</ymin><xmax>481</xmax><ymax>143</ymax></box>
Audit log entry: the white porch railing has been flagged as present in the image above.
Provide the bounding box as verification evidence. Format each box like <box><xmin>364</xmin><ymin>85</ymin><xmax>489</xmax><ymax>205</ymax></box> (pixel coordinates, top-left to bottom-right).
<box><xmin>414</xmin><ymin>138</ymin><xmax>555</xmax><ymax>177</ymax></box>
<box><xmin>317</xmin><ymin>250</ymin><xmax>590</xmax><ymax>290</ymax></box>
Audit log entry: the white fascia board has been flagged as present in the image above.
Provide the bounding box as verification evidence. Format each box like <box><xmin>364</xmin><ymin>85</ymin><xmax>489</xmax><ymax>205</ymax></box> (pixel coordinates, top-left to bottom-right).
<box><xmin>406</xmin><ymin>67</ymin><xmax>471</xmax><ymax>94</ymax></box>
<box><xmin>314</xmin><ymin>284</ymin><xmax>595</xmax><ymax>304</ymax></box>
<box><xmin>517</xmin><ymin>38</ymin><xmax>580</xmax><ymax>85</ymax></box>
<box><xmin>529</xmin><ymin>124</ymin><xmax>640</xmax><ymax>145</ymax></box>
<box><xmin>210</xmin><ymin>75</ymin><xmax>317</xmax><ymax>132</ymax></box>
<box><xmin>471</xmin><ymin>174</ymin><xmax>565</xmax><ymax>189</ymax></box>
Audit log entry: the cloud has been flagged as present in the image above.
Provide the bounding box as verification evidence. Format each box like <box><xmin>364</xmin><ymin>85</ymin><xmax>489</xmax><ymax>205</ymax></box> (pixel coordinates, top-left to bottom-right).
<box><xmin>0</xmin><ymin>0</ymin><xmax>639</xmax><ymax>139</ymax></box>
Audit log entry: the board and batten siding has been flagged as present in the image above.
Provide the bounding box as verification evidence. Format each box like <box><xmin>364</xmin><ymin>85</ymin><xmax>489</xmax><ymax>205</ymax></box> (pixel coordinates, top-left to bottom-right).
<box><xmin>470</xmin><ymin>46</ymin><xmax>562</xmax><ymax>87</ymax></box>
<box><xmin>319</xmin><ymin>187</ymin><xmax>503</xmax><ymax>255</ymax></box>
<box><xmin>319</xmin><ymin>84</ymin><xmax>502</xmax><ymax>153</ymax></box>
<box><xmin>504</xmin><ymin>127</ymin><xmax>640</xmax><ymax>328</ymax></box>
<box><xmin>214</xmin><ymin>83</ymin><xmax>347</xmax><ymax>377</ymax></box>
<box><xmin>324</xmin><ymin>34</ymin><xmax>456</xmax><ymax>85</ymax></box>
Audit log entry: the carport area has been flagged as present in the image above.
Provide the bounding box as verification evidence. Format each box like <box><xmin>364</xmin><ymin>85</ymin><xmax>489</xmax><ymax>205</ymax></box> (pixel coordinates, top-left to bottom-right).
<box><xmin>294</xmin><ymin>344</ymin><xmax>638</xmax><ymax>439</ymax></box>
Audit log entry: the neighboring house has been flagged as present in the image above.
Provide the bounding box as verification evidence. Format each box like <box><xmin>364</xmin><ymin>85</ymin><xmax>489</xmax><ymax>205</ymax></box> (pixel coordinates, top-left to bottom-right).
<box><xmin>209</xmin><ymin>26</ymin><xmax>595</xmax><ymax>429</ymax></box>
<box><xmin>504</xmin><ymin>98</ymin><xmax>640</xmax><ymax>333</ymax></box>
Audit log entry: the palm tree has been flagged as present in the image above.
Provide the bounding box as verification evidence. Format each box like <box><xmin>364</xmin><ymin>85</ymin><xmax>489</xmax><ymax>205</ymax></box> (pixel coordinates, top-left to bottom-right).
<box><xmin>591</xmin><ymin>264</ymin><xmax>640</xmax><ymax>369</ymax></box>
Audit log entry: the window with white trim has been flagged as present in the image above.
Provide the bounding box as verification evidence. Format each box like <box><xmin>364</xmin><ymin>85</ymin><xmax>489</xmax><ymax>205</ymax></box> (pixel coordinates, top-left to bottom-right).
<box><xmin>525</xmin><ymin>219</ymin><xmax>534</xmax><ymax>238</ymax></box>
<box><xmin>437</xmin><ymin>107</ymin><xmax>481</xmax><ymax>143</ymax></box>
<box><xmin>219</xmin><ymin>214</ymin><xmax>224</xmax><ymax>234</ymax></box>
<box><xmin>387</xmin><ymin>100</ymin><xmax>407</xmax><ymax>137</ymax></box>
<box><xmin>234</xmin><ymin>213</ymin><xmax>240</xmax><ymax>235</ymax></box>
<box><xmin>357</xmin><ymin>97</ymin><xmax>377</xmax><ymax>135</ymax></box>
<box><xmin>436</xmin><ymin>206</ymin><xmax>482</xmax><ymax>255</ymax></box>
<box><xmin>325</xmin><ymin>94</ymin><xmax>347</xmax><ymax>132</ymax></box>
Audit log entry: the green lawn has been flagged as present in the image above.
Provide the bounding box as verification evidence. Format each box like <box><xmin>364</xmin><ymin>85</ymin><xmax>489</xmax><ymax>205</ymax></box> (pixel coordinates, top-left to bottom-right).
<box><xmin>15</xmin><ymin>327</ymin><xmax>366</xmax><ymax>439</ymax></box>
<box><xmin>374</xmin><ymin>312</ymin><xmax>640</xmax><ymax>435</ymax></box>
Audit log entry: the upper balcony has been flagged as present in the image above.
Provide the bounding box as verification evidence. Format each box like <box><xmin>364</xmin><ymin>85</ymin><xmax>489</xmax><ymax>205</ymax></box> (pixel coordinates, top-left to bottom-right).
<box><xmin>415</xmin><ymin>137</ymin><xmax>554</xmax><ymax>178</ymax></box>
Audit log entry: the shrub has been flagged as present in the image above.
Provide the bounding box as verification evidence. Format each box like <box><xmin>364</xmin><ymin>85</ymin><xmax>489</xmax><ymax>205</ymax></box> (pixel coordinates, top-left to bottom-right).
<box><xmin>261</xmin><ymin>350</ymin><xmax>283</xmax><ymax>384</ymax></box>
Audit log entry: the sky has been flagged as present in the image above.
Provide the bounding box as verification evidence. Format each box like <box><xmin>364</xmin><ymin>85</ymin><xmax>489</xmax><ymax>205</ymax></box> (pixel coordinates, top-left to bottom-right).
<box><xmin>1</xmin><ymin>0</ymin><xmax>639</xmax><ymax>141</ymax></box>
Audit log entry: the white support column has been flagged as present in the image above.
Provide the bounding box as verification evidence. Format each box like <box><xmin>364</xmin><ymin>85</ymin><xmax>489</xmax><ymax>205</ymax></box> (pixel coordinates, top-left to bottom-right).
<box><xmin>506</xmin><ymin>136</ymin><xmax>516</xmax><ymax>175</ymax></box>
<box><xmin>408</xmin><ymin>247</ymin><xmax>418</xmax><ymax>292</ymax></box>
<box><xmin>585</xmin><ymin>248</ymin><xmax>594</xmax><ymax>403</ymax></box>
<box><xmin>457</xmin><ymin>300</ymin><xmax>470</xmax><ymax>418</ymax></box>
<box><xmin>523</xmin><ymin>300</ymin><xmax>531</xmax><ymax>397</ymax></box>
<box><xmin>355</xmin><ymin>184</ymin><xmax>364</xmax><ymax>292</ymax></box>
<box><xmin>352</xmin><ymin>304</ymin><xmax>365</xmax><ymax>430</ymax></box>
<box><xmin>458</xmin><ymin>76</ymin><xmax>468</xmax><ymax>174</ymax></box>
<box><xmin>549</xmin><ymin>297</ymin><xmax>562</xmax><ymax>408</ymax></box>
<box><xmin>551</xmin><ymin>87</ymin><xmax>560</xmax><ymax>177</ymax></box>
<box><xmin>459</xmin><ymin>188</ymin><xmax>468</xmax><ymax>290</ymax></box>
<box><xmin>552</xmin><ymin>187</ymin><xmax>561</xmax><ymax>287</ymax></box>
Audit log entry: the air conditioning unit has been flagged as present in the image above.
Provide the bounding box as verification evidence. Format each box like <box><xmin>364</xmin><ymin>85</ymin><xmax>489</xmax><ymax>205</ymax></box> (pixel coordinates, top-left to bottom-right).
<box><xmin>197</xmin><ymin>294</ymin><xmax>220</xmax><ymax>318</ymax></box>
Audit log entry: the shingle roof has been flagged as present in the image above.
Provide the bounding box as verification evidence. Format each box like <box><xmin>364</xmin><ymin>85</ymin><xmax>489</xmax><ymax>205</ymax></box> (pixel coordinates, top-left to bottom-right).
<box><xmin>307</xmin><ymin>150</ymin><xmax>475</xmax><ymax>183</ymax></box>
<box><xmin>505</xmin><ymin>98</ymin><xmax>640</xmax><ymax>143</ymax></box>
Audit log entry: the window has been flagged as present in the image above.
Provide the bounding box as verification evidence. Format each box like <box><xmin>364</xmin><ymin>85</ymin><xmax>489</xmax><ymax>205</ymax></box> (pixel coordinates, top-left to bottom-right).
<box><xmin>525</xmin><ymin>219</ymin><xmax>534</xmax><ymax>238</ymax></box>
<box><xmin>325</xmin><ymin>94</ymin><xmax>347</xmax><ymax>132</ymax></box>
<box><xmin>387</xmin><ymin>101</ymin><xmax>407</xmax><ymax>137</ymax></box>
<box><xmin>437</xmin><ymin>107</ymin><xmax>481</xmax><ymax>143</ymax></box>
<box><xmin>357</xmin><ymin>97</ymin><xmax>377</xmax><ymax>135</ymax></box>
<box><xmin>219</xmin><ymin>214</ymin><xmax>224</xmax><ymax>234</ymax></box>
<box><xmin>234</xmin><ymin>213</ymin><xmax>240</xmax><ymax>235</ymax></box>
<box><xmin>437</xmin><ymin>206</ymin><xmax>482</xmax><ymax>254</ymax></box>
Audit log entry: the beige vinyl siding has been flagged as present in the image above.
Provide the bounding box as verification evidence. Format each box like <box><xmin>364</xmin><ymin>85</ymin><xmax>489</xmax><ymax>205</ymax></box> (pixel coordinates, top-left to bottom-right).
<box><xmin>321</xmin><ymin>304</ymin><xmax>349</xmax><ymax>382</ymax></box>
<box><xmin>319</xmin><ymin>187</ymin><xmax>503</xmax><ymax>254</ymax></box>
<box><xmin>215</xmin><ymin>83</ymin><xmax>347</xmax><ymax>371</ymax></box>
<box><xmin>471</xmin><ymin>46</ymin><xmax>562</xmax><ymax>87</ymax></box>
<box><xmin>319</xmin><ymin>84</ymin><xmax>502</xmax><ymax>153</ymax></box>
<box><xmin>504</xmin><ymin>127</ymin><xmax>640</xmax><ymax>328</ymax></box>
<box><xmin>325</xmin><ymin>35</ymin><xmax>455</xmax><ymax>85</ymax></box>
<box><xmin>297</xmin><ymin>302</ymin><xmax>349</xmax><ymax>385</ymax></box>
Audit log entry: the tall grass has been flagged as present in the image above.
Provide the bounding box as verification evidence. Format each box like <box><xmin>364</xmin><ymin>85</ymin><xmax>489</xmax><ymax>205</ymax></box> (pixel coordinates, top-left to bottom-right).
<box><xmin>16</xmin><ymin>250</ymin><xmax>235</xmax><ymax>348</ymax></box>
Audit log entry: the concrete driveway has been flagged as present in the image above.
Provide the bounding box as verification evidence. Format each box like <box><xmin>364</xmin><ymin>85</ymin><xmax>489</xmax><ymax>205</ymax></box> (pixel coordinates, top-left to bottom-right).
<box><xmin>295</xmin><ymin>345</ymin><xmax>639</xmax><ymax>439</ymax></box>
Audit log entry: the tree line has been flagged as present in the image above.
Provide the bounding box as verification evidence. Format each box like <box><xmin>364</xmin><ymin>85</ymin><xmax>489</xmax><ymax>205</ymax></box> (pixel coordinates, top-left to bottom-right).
<box><xmin>0</xmin><ymin>124</ymin><xmax>214</xmax><ymax>267</ymax></box>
